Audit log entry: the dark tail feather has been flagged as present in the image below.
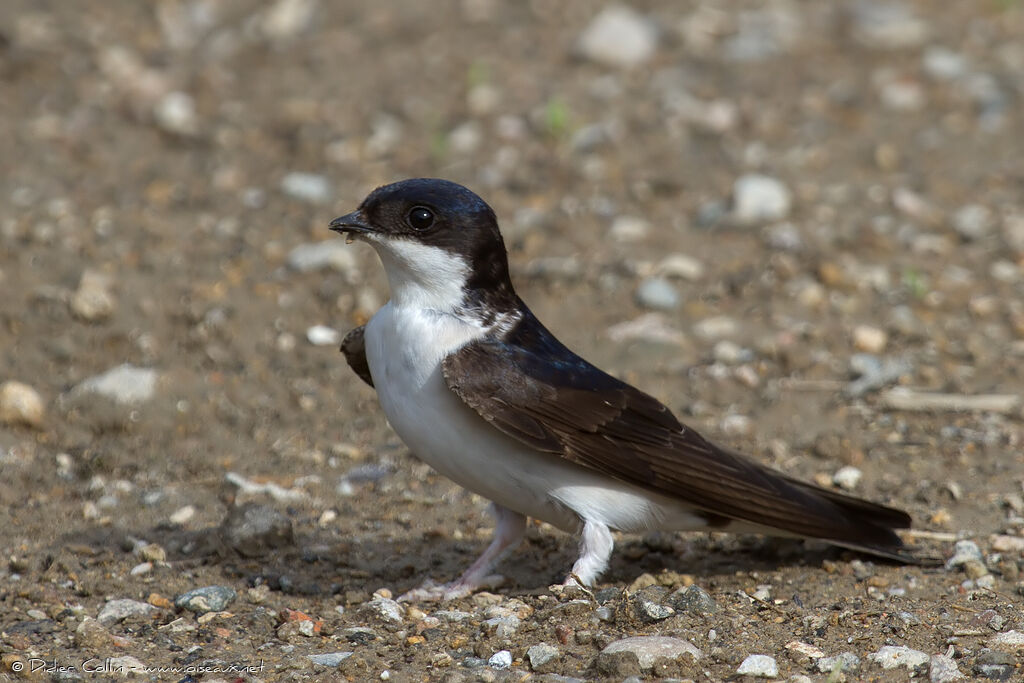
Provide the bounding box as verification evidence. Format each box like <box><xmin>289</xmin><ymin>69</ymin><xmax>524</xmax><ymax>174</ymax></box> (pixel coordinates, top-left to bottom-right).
<box><xmin>784</xmin><ymin>476</ymin><xmax>927</xmax><ymax>562</ymax></box>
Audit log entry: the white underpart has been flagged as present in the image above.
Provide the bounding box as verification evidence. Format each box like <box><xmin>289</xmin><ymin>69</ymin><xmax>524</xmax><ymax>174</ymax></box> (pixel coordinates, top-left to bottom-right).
<box><xmin>362</xmin><ymin>235</ymin><xmax>711</xmax><ymax>591</ymax></box>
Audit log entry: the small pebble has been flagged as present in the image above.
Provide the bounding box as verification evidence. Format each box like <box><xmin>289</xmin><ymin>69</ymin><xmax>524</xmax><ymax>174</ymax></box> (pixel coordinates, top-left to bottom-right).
<box><xmin>69</xmin><ymin>269</ymin><xmax>116</xmax><ymax>322</ymax></box>
<box><xmin>609</xmin><ymin>215</ymin><xmax>650</xmax><ymax>242</ymax></box>
<box><xmin>635</xmin><ymin>277</ymin><xmax>680</xmax><ymax>311</ymax></box>
<box><xmin>488</xmin><ymin>650</ymin><xmax>512</xmax><ymax>670</ymax></box>
<box><xmin>169</xmin><ymin>505</ymin><xmax>195</xmax><ymax>525</ymax></box>
<box><xmin>307</xmin><ymin>325</ymin><xmax>341</xmax><ymax>346</ymax></box>
<box><xmin>287</xmin><ymin>241</ymin><xmax>359</xmax><ymax>274</ymax></box>
<box><xmin>74</xmin><ymin>364</ymin><xmax>158</xmax><ymax>404</ymax></box>
<box><xmin>153</xmin><ymin>91</ymin><xmax>198</xmax><ymax>136</ymax></box>
<box><xmin>929</xmin><ymin>654</ymin><xmax>964</xmax><ymax>682</ymax></box>
<box><xmin>358</xmin><ymin>596</ymin><xmax>405</xmax><ymax>624</ymax></box>
<box><xmin>0</xmin><ymin>380</ymin><xmax>45</xmax><ymax>428</ymax></box>
<box><xmin>952</xmin><ymin>204</ymin><xmax>995</xmax><ymax>241</ymax></box>
<box><xmin>868</xmin><ymin>645</ymin><xmax>930</xmax><ymax>671</ymax></box>
<box><xmin>576</xmin><ymin>6</ymin><xmax>657</xmax><ymax>68</ymax></box>
<box><xmin>281</xmin><ymin>172</ymin><xmax>332</xmax><ymax>204</ymax></box>
<box><xmin>945</xmin><ymin>540</ymin><xmax>983</xmax><ymax>570</ymax></box>
<box><xmin>97</xmin><ymin>599</ymin><xmax>157</xmax><ymax>625</ymax></box>
<box><xmin>989</xmin><ymin>630</ymin><xmax>1024</xmax><ymax>651</ymax></box>
<box><xmin>833</xmin><ymin>466</ymin><xmax>863</xmax><ymax>491</ymax></box>
<box><xmin>526</xmin><ymin>643</ymin><xmax>559</xmax><ymax>670</ymax></box>
<box><xmin>816</xmin><ymin>652</ymin><xmax>861</xmax><ymax>674</ymax></box>
<box><xmin>308</xmin><ymin>652</ymin><xmax>354</xmax><ymax>667</ymax></box>
<box><xmin>600</xmin><ymin>636</ymin><xmax>702</xmax><ymax>670</ymax></box>
<box><xmin>174</xmin><ymin>585</ymin><xmax>238</xmax><ymax>615</ymax></box>
<box><xmin>656</xmin><ymin>253</ymin><xmax>705</xmax><ymax>281</ymax></box>
<box><xmin>668</xmin><ymin>585</ymin><xmax>717</xmax><ymax>614</ymax></box>
<box><xmin>732</xmin><ymin>174</ymin><xmax>792</xmax><ymax>224</ymax></box>
<box><xmin>737</xmin><ymin>654</ymin><xmax>779</xmax><ymax>678</ymax></box>
<box><xmin>694</xmin><ymin>316</ymin><xmax>738</xmax><ymax>341</ymax></box>
<box><xmin>852</xmin><ymin>325</ymin><xmax>888</xmax><ymax>353</ymax></box>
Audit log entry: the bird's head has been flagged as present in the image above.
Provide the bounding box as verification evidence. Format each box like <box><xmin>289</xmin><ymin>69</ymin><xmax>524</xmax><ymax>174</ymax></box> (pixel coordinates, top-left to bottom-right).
<box><xmin>331</xmin><ymin>178</ymin><xmax>515</xmax><ymax>313</ymax></box>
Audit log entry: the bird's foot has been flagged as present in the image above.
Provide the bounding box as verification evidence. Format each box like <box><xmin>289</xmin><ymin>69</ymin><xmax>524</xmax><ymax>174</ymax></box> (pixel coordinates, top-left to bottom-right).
<box><xmin>398</xmin><ymin>574</ymin><xmax>506</xmax><ymax>603</ymax></box>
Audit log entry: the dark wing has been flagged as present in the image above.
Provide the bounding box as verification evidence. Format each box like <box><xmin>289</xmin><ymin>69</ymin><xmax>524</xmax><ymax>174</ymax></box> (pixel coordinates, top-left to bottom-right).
<box><xmin>342</xmin><ymin>326</ymin><xmax>374</xmax><ymax>388</ymax></box>
<box><xmin>442</xmin><ymin>312</ymin><xmax>910</xmax><ymax>554</ymax></box>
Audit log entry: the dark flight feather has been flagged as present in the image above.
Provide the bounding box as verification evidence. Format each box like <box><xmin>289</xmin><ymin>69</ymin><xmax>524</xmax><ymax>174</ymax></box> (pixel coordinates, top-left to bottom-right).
<box><xmin>442</xmin><ymin>308</ymin><xmax>911</xmax><ymax>556</ymax></box>
<box><xmin>342</xmin><ymin>326</ymin><xmax>374</xmax><ymax>388</ymax></box>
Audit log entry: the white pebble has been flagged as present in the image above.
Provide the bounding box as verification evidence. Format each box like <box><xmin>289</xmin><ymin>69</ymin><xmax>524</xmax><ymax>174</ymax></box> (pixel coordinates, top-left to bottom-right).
<box><xmin>0</xmin><ymin>381</ymin><xmax>45</xmax><ymax>428</ymax></box>
<box><xmin>868</xmin><ymin>645</ymin><xmax>929</xmax><ymax>671</ymax></box>
<box><xmin>281</xmin><ymin>172</ymin><xmax>332</xmax><ymax>204</ymax></box>
<box><xmin>732</xmin><ymin>174</ymin><xmax>791</xmax><ymax>224</ymax></box>
<box><xmin>75</xmin><ymin>365</ymin><xmax>158</xmax><ymax>404</ymax></box>
<box><xmin>635</xmin><ymin>277</ymin><xmax>680</xmax><ymax>311</ymax></box>
<box><xmin>694</xmin><ymin>316</ymin><xmax>738</xmax><ymax>341</ymax></box>
<box><xmin>154</xmin><ymin>91</ymin><xmax>198</xmax><ymax>136</ymax></box>
<box><xmin>737</xmin><ymin>654</ymin><xmax>778</xmax><ymax>678</ymax></box>
<box><xmin>832</xmin><ymin>466</ymin><xmax>863</xmax><ymax>491</ymax></box>
<box><xmin>576</xmin><ymin>6</ymin><xmax>658</xmax><ymax>68</ymax></box>
<box><xmin>656</xmin><ymin>253</ymin><xmax>705</xmax><ymax>281</ymax></box>
<box><xmin>306</xmin><ymin>325</ymin><xmax>341</xmax><ymax>346</ymax></box>
<box><xmin>488</xmin><ymin>650</ymin><xmax>512</xmax><ymax>670</ymax></box>
<box><xmin>169</xmin><ymin>505</ymin><xmax>196</xmax><ymax>525</ymax></box>
<box><xmin>609</xmin><ymin>215</ymin><xmax>650</xmax><ymax>242</ymax></box>
<box><xmin>70</xmin><ymin>269</ymin><xmax>116</xmax><ymax>322</ymax></box>
<box><xmin>852</xmin><ymin>325</ymin><xmax>888</xmax><ymax>353</ymax></box>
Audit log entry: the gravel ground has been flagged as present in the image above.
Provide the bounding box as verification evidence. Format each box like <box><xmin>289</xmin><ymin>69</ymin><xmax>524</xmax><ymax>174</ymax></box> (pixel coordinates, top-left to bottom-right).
<box><xmin>2</xmin><ymin>1</ymin><xmax>1024</xmax><ymax>681</ymax></box>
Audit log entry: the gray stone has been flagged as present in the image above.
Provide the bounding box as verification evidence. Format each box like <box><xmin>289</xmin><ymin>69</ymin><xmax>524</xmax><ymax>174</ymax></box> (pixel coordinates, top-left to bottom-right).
<box><xmin>527</xmin><ymin>643</ymin><xmax>559</xmax><ymax>670</ymax></box>
<box><xmin>97</xmin><ymin>599</ymin><xmax>157</xmax><ymax>625</ymax></box>
<box><xmin>635</xmin><ymin>277</ymin><xmax>680</xmax><ymax>311</ymax></box>
<box><xmin>929</xmin><ymin>654</ymin><xmax>965</xmax><ymax>682</ymax></box>
<box><xmin>488</xmin><ymin>650</ymin><xmax>512</xmax><ymax>669</ymax></box>
<box><xmin>946</xmin><ymin>540</ymin><xmax>984</xmax><ymax>570</ymax></box>
<box><xmin>953</xmin><ymin>204</ymin><xmax>995</xmax><ymax>241</ymax></box>
<box><xmin>731</xmin><ymin>174</ymin><xmax>791</xmax><ymax>224</ymax></box>
<box><xmin>601</xmin><ymin>636</ymin><xmax>702</xmax><ymax>670</ymax></box>
<box><xmin>737</xmin><ymin>654</ymin><xmax>778</xmax><ymax>678</ymax></box>
<box><xmin>262</xmin><ymin>0</ymin><xmax>318</xmax><ymax>40</ymax></box>
<box><xmin>973</xmin><ymin>650</ymin><xmax>1015</xmax><ymax>680</ymax></box>
<box><xmin>482</xmin><ymin>614</ymin><xmax>520</xmax><ymax>638</ymax></box>
<box><xmin>75</xmin><ymin>365</ymin><xmax>158</xmax><ymax>404</ymax></box>
<box><xmin>287</xmin><ymin>241</ymin><xmax>358</xmax><ymax>274</ymax></box>
<box><xmin>923</xmin><ymin>46</ymin><xmax>968</xmax><ymax>81</ymax></box>
<box><xmin>174</xmin><ymin>586</ymin><xmax>237</xmax><ymax>614</ymax></box>
<box><xmin>850</xmin><ymin>1</ymin><xmax>928</xmax><ymax>50</ymax></box>
<box><xmin>358</xmin><ymin>596</ymin><xmax>405</xmax><ymax>624</ymax></box>
<box><xmin>281</xmin><ymin>172</ymin><xmax>332</xmax><ymax>204</ymax></box>
<box><xmin>632</xmin><ymin>587</ymin><xmax>674</xmax><ymax>622</ymax></box>
<box><xmin>668</xmin><ymin>585</ymin><xmax>717</xmax><ymax>614</ymax></box>
<box><xmin>989</xmin><ymin>630</ymin><xmax>1024</xmax><ymax>651</ymax></box>
<box><xmin>220</xmin><ymin>503</ymin><xmax>294</xmax><ymax>557</ymax></box>
<box><xmin>868</xmin><ymin>645</ymin><xmax>929</xmax><ymax>672</ymax></box>
<box><xmin>308</xmin><ymin>652</ymin><xmax>354</xmax><ymax>667</ymax></box>
<box><xmin>816</xmin><ymin>652</ymin><xmax>861</xmax><ymax>674</ymax></box>
<box><xmin>576</xmin><ymin>6</ymin><xmax>657</xmax><ymax>68</ymax></box>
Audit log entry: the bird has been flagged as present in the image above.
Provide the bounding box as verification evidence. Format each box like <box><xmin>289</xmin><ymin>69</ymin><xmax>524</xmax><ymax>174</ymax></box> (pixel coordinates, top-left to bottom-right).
<box><xmin>329</xmin><ymin>178</ymin><xmax>913</xmax><ymax>601</ymax></box>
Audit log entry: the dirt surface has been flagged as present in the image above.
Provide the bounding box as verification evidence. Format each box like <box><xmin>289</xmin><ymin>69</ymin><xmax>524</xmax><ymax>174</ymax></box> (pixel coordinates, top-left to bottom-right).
<box><xmin>2</xmin><ymin>1</ymin><xmax>1024</xmax><ymax>681</ymax></box>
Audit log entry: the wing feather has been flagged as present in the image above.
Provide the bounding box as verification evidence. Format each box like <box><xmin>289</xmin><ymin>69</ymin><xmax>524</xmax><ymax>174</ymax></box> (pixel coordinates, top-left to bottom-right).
<box><xmin>442</xmin><ymin>313</ymin><xmax>910</xmax><ymax>553</ymax></box>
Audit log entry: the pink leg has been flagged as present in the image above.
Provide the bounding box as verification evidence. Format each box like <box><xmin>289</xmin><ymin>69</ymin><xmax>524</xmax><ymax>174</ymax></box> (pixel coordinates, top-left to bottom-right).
<box><xmin>399</xmin><ymin>504</ymin><xmax>526</xmax><ymax>602</ymax></box>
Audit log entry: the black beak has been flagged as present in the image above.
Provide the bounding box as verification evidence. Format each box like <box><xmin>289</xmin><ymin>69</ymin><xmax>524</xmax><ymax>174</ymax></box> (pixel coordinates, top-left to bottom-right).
<box><xmin>329</xmin><ymin>210</ymin><xmax>372</xmax><ymax>235</ymax></box>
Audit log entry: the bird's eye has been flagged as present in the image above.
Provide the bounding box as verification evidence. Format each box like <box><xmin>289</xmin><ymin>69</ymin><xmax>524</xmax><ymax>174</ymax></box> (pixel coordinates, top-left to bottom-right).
<box><xmin>407</xmin><ymin>206</ymin><xmax>435</xmax><ymax>231</ymax></box>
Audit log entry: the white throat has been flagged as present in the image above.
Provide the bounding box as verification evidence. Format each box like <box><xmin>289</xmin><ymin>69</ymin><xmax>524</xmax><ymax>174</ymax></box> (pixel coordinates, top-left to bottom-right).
<box><xmin>370</xmin><ymin>237</ymin><xmax>470</xmax><ymax>313</ymax></box>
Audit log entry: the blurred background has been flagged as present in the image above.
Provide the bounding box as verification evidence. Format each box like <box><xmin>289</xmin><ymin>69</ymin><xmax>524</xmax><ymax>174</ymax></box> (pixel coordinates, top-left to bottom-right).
<box><xmin>1</xmin><ymin>0</ymin><xmax>1024</xmax><ymax>678</ymax></box>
